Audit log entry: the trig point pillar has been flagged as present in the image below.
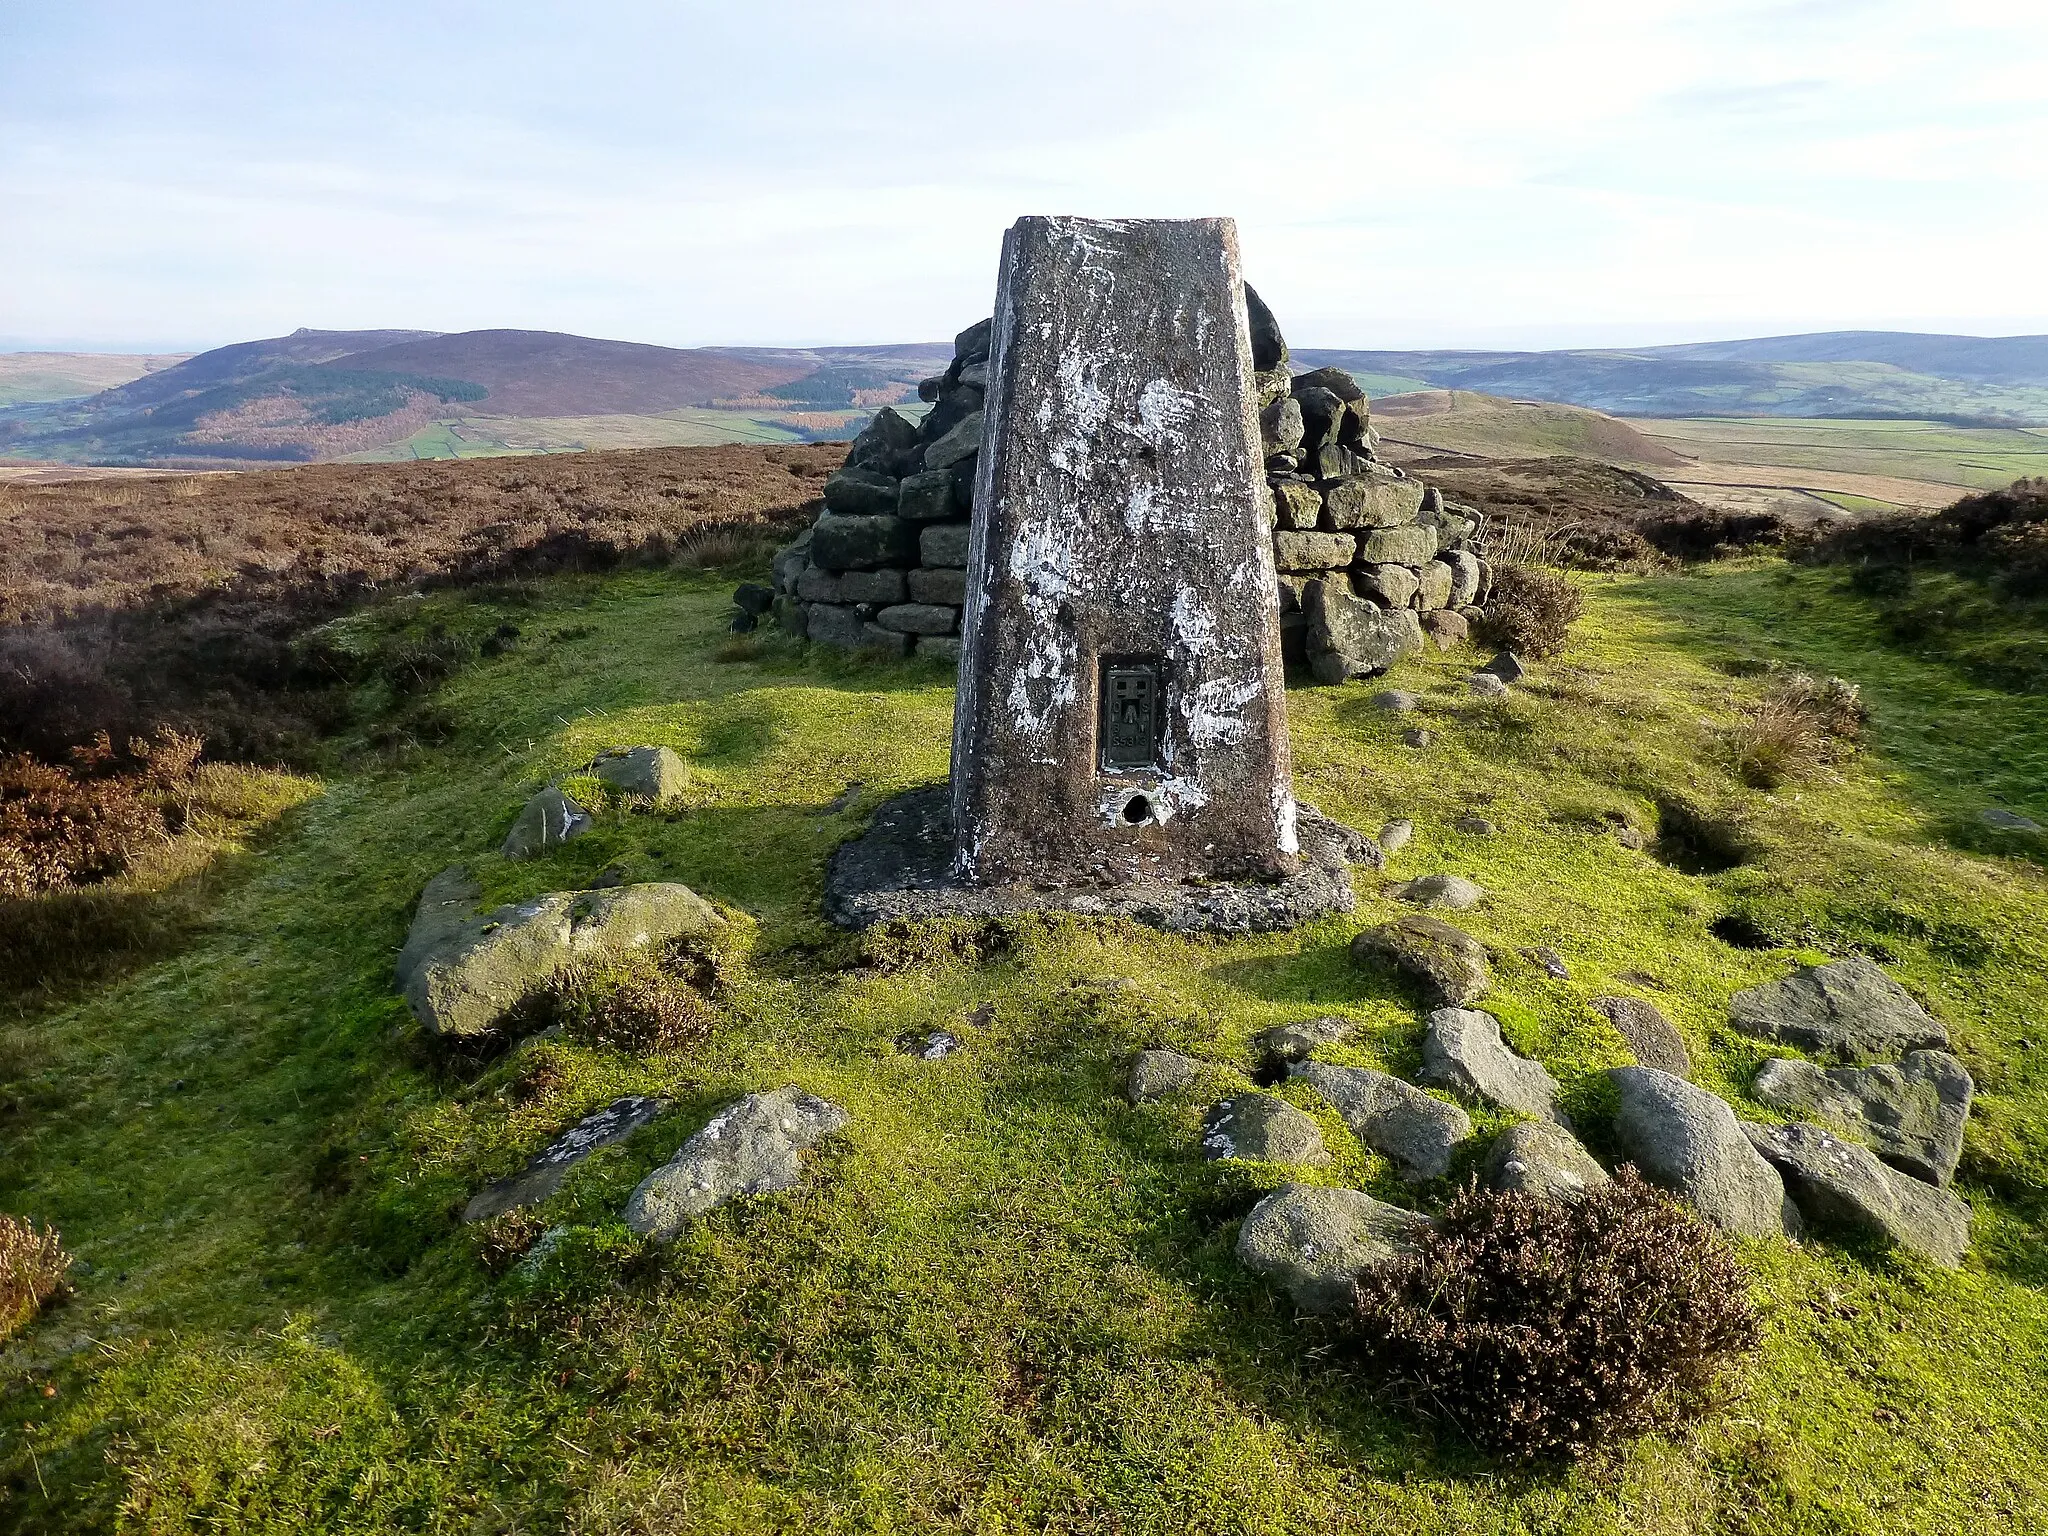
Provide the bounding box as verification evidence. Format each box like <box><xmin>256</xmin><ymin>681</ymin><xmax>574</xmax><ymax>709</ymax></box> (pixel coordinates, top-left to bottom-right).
<box><xmin>950</xmin><ymin>215</ymin><xmax>1298</xmax><ymax>887</ymax></box>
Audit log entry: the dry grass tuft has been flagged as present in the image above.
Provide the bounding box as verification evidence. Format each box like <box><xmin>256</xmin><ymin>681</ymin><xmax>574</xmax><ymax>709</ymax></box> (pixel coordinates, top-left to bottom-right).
<box><xmin>1729</xmin><ymin>672</ymin><xmax>1866</xmax><ymax>788</ymax></box>
<box><xmin>1</xmin><ymin>1213</ymin><xmax>73</xmax><ymax>1340</ymax></box>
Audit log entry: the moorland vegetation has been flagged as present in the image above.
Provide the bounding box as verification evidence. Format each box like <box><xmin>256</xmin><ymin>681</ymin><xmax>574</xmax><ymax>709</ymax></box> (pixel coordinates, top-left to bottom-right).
<box><xmin>1</xmin><ymin>445</ymin><xmax>2046</xmax><ymax>1531</ymax></box>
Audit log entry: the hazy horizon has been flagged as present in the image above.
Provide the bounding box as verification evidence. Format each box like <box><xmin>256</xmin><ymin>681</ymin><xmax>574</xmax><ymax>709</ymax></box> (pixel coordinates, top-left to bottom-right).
<box><xmin>5</xmin><ymin>1</ymin><xmax>2045</xmax><ymax>353</ymax></box>
<box><xmin>9</xmin><ymin>318</ymin><xmax>2048</xmax><ymax>361</ymax></box>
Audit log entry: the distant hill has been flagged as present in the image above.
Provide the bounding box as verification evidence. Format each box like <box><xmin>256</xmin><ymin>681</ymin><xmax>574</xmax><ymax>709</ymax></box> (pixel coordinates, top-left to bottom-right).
<box><xmin>0</xmin><ymin>352</ymin><xmax>191</xmax><ymax>407</ymax></box>
<box><xmin>1371</xmin><ymin>390</ymin><xmax>1687</xmax><ymax>466</ymax></box>
<box><xmin>1645</xmin><ymin>331</ymin><xmax>2048</xmax><ymax>385</ymax></box>
<box><xmin>93</xmin><ymin>329</ymin><xmax>444</xmax><ymax>413</ymax></box>
<box><xmin>0</xmin><ymin>329</ymin><xmax>945</xmax><ymax>467</ymax></box>
<box><xmin>336</xmin><ymin>330</ymin><xmax>823</xmax><ymax>417</ymax></box>
<box><xmin>15</xmin><ymin>322</ymin><xmax>2047</xmax><ymax>469</ymax></box>
<box><xmin>1298</xmin><ymin>331</ymin><xmax>2048</xmax><ymax>425</ymax></box>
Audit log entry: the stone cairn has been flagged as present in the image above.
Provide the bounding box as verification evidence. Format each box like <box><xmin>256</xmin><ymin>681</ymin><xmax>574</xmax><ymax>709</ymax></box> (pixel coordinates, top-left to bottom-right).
<box><xmin>751</xmin><ymin>294</ymin><xmax>1491</xmax><ymax>682</ymax></box>
<box><xmin>760</xmin><ymin>318</ymin><xmax>993</xmax><ymax>662</ymax></box>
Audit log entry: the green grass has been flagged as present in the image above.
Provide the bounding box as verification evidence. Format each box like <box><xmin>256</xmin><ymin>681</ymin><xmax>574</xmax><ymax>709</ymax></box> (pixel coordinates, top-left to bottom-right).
<box><xmin>3</xmin><ymin>562</ymin><xmax>2047</xmax><ymax>1531</ymax></box>
<box><xmin>345</xmin><ymin>411</ymin><xmax>818</xmax><ymax>462</ymax></box>
<box><xmin>1350</xmin><ymin>373</ymin><xmax>1436</xmax><ymax>400</ymax></box>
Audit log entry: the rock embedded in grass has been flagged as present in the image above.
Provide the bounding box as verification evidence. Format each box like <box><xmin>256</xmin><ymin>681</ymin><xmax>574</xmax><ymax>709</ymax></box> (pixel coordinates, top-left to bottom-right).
<box><xmin>1236</xmin><ymin>1184</ymin><xmax>1430</xmax><ymax>1314</ymax></box>
<box><xmin>462</xmin><ymin>1095</ymin><xmax>669</xmax><ymax>1223</ymax></box>
<box><xmin>1291</xmin><ymin>1061</ymin><xmax>1472</xmax><ymax>1180</ymax></box>
<box><xmin>397</xmin><ymin>867</ymin><xmax>728</xmax><ymax>1038</ymax></box>
<box><xmin>1751</xmin><ymin>1050</ymin><xmax>1971</xmax><ymax>1186</ymax></box>
<box><xmin>1468</xmin><ymin>672</ymin><xmax>1510</xmax><ymax>698</ymax></box>
<box><xmin>1201</xmin><ymin>1093</ymin><xmax>1330</xmax><ymax>1166</ymax></box>
<box><xmin>1610</xmin><ymin>1066</ymin><xmax>1802</xmax><ymax>1240</ymax></box>
<box><xmin>501</xmin><ymin>786</ymin><xmax>593</xmax><ymax>860</ymax></box>
<box><xmin>1450</xmin><ymin>815</ymin><xmax>1496</xmax><ymax>836</ymax></box>
<box><xmin>1744</xmin><ymin>1121</ymin><xmax>1971</xmax><ymax>1267</ymax></box>
<box><xmin>1253</xmin><ymin>1016</ymin><xmax>1356</xmax><ymax>1075</ymax></box>
<box><xmin>1728</xmin><ymin>955</ymin><xmax>1949</xmax><ymax>1062</ymax></box>
<box><xmin>1484</xmin><ymin>1121</ymin><xmax>1611</xmax><ymax>1202</ymax></box>
<box><xmin>587</xmin><ymin>745</ymin><xmax>688</xmax><ymax>806</ymax></box>
<box><xmin>624</xmin><ymin>1085</ymin><xmax>850</xmax><ymax>1241</ymax></box>
<box><xmin>1980</xmin><ymin>807</ymin><xmax>2041</xmax><ymax>833</ymax></box>
<box><xmin>1392</xmin><ymin>873</ymin><xmax>1485</xmax><ymax>910</ymax></box>
<box><xmin>1296</xmin><ymin>805</ymin><xmax>1385</xmax><ymax>870</ymax></box>
<box><xmin>1592</xmin><ymin>994</ymin><xmax>1692</xmax><ymax>1078</ymax></box>
<box><xmin>1479</xmin><ymin>650</ymin><xmax>1526</xmax><ymax>684</ymax></box>
<box><xmin>1419</xmin><ymin>1007</ymin><xmax>1567</xmax><ymax>1123</ymax></box>
<box><xmin>1378</xmin><ymin>817</ymin><xmax>1413</xmax><ymax>853</ymax></box>
<box><xmin>1126</xmin><ymin>1047</ymin><xmax>1208</xmax><ymax>1103</ymax></box>
<box><xmin>1349</xmin><ymin>914</ymin><xmax>1491</xmax><ymax>1008</ymax></box>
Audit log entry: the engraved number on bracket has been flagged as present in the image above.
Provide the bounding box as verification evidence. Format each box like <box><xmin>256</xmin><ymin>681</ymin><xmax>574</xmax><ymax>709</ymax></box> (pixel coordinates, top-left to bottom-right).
<box><xmin>1100</xmin><ymin>660</ymin><xmax>1162</xmax><ymax>773</ymax></box>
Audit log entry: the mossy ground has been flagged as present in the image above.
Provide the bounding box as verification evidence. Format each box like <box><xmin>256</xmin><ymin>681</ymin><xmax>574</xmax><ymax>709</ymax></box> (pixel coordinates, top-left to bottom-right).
<box><xmin>2</xmin><ymin>560</ymin><xmax>2045</xmax><ymax>1533</ymax></box>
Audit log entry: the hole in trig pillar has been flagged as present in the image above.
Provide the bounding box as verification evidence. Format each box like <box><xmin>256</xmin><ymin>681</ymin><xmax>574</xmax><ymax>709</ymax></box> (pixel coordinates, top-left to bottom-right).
<box><xmin>1099</xmin><ymin>657</ymin><xmax>1163</xmax><ymax>774</ymax></box>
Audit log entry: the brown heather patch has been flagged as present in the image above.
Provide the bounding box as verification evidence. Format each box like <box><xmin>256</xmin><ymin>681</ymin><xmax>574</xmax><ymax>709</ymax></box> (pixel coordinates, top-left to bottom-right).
<box><xmin>0</xmin><ymin>443</ymin><xmax>843</xmax><ymax>764</ymax></box>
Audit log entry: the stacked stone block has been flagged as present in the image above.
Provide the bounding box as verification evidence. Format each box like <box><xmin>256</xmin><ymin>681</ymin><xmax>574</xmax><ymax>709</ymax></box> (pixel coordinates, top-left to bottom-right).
<box><xmin>761</xmin><ymin>290</ymin><xmax>1487</xmax><ymax>682</ymax></box>
<box><xmin>1245</xmin><ymin>288</ymin><xmax>1491</xmax><ymax>684</ymax></box>
<box><xmin>767</xmin><ymin>318</ymin><xmax>991</xmax><ymax>660</ymax></box>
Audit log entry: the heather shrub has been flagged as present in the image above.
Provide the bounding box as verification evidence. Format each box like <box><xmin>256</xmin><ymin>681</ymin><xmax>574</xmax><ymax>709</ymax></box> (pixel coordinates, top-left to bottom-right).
<box><xmin>0</xmin><ymin>728</ymin><xmax>204</xmax><ymax>897</ymax></box>
<box><xmin>1</xmin><ymin>1214</ymin><xmax>72</xmax><ymax>1341</ymax></box>
<box><xmin>1479</xmin><ymin>564</ymin><xmax>1583</xmax><ymax>660</ymax></box>
<box><xmin>1348</xmin><ymin>1170</ymin><xmax>1760</xmax><ymax>1464</ymax></box>
<box><xmin>540</xmin><ymin>955</ymin><xmax>716</xmax><ymax>1054</ymax></box>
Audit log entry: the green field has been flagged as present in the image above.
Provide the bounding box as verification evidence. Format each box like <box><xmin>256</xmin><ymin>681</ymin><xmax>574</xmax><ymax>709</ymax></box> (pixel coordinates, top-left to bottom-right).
<box><xmin>1630</xmin><ymin>418</ymin><xmax>2048</xmax><ymax>494</ymax></box>
<box><xmin>345</xmin><ymin>410</ymin><xmax>819</xmax><ymax>463</ymax></box>
<box><xmin>4</xmin><ymin>561</ymin><xmax>2048</xmax><ymax>1531</ymax></box>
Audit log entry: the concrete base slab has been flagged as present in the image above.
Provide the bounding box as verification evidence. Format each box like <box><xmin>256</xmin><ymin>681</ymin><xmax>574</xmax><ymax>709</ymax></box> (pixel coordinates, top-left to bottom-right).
<box><xmin>825</xmin><ymin>786</ymin><xmax>1360</xmax><ymax>934</ymax></box>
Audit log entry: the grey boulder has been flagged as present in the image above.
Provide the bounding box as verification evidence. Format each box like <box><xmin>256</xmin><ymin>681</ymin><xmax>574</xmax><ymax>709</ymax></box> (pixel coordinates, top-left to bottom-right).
<box><xmin>1591</xmin><ymin>994</ymin><xmax>1693</xmax><ymax>1078</ymax></box>
<box><xmin>1729</xmin><ymin>955</ymin><xmax>1948</xmax><ymax>1061</ymax></box>
<box><xmin>1468</xmin><ymin>672</ymin><xmax>1510</xmax><ymax>698</ymax></box>
<box><xmin>1394</xmin><ymin>873</ymin><xmax>1484</xmax><ymax>910</ymax></box>
<box><xmin>1236</xmin><ymin>1184</ymin><xmax>1429</xmax><ymax>1314</ymax></box>
<box><xmin>1479</xmin><ymin>651</ymin><xmax>1526</xmax><ymax>684</ymax></box>
<box><xmin>1292</xmin><ymin>1060</ymin><xmax>1472</xmax><ymax>1181</ymax></box>
<box><xmin>1744</xmin><ymin>1121</ymin><xmax>1971</xmax><ymax>1267</ymax></box>
<box><xmin>1201</xmin><ymin>1093</ymin><xmax>1330</xmax><ymax>1166</ymax></box>
<box><xmin>1610</xmin><ymin>1066</ymin><xmax>1801</xmax><ymax>1239</ymax></box>
<box><xmin>1378</xmin><ymin>817</ymin><xmax>1414</xmax><ymax>853</ymax></box>
<box><xmin>1127</xmin><ymin>1047</ymin><xmax>1209</xmax><ymax>1104</ymax></box>
<box><xmin>1370</xmin><ymin>690</ymin><xmax>1419</xmax><ymax>714</ymax></box>
<box><xmin>1751</xmin><ymin>1050</ymin><xmax>1971</xmax><ymax>1186</ymax></box>
<box><xmin>397</xmin><ymin>868</ymin><xmax>727</xmax><ymax>1038</ymax></box>
<box><xmin>463</xmin><ymin>1095</ymin><xmax>668</xmax><ymax>1223</ymax></box>
<box><xmin>1485</xmin><ymin>1121</ymin><xmax>1611</xmax><ymax>1202</ymax></box>
<box><xmin>1305</xmin><ymin>579</ymin><xmax>1425</xmax><ymax>683</ymax></box>
<box><xmin>1420</xmin><ymin>1007</ymin><xmax>1566</xmax><ymax>1123</ymax></box>
<box><xmin>1349</xmin><ymin>914</ymin><xmax>1491</xmax><ymax>1008</ymax></box>
<box><xmin>624</xmin><ymin>1085</ymin><xmax>850</xmax><ymax>1241</ymax></box>
<box><xmin>588</xmin><ymin>745</ymin><xmax>688</xmax><ymax>805</ymax></box>
<box><xmin>501</xmin><ymin>786</ymin><xmax>593</xmax><ymax>859</ymax></box>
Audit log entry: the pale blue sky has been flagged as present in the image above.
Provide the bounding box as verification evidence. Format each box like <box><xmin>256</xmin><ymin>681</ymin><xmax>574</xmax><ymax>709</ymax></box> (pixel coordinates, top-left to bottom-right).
<box><xmin>3</xmin><ymin>0</ymin><xmax>2045</xmax><ymax>352</ymax></box>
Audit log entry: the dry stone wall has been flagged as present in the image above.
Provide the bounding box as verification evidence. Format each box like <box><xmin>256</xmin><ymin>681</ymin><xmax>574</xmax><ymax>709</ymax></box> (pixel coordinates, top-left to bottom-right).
<box><xmin>759</xmin><ymin>293</ymin><xmax>1490</xmax><ymax>682</ymax></box>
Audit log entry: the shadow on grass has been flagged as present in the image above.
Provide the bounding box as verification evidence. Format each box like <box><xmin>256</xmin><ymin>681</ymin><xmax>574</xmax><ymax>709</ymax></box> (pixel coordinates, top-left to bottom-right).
<box><xmin>1611</xmin><ymin>565</ymin><xmax>2048</xmax><ymax>867</ymax></box>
